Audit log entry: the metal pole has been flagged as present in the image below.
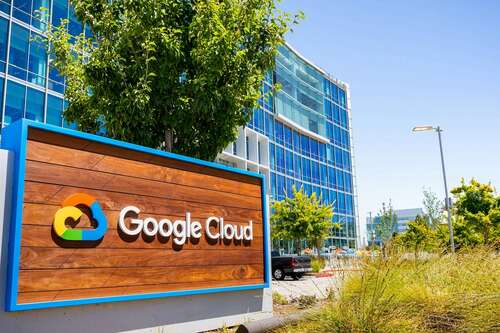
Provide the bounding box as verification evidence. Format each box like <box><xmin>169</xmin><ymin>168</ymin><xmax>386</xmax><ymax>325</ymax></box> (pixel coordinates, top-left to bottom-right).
<box><xmin>436</xmin><ymin>127</ymin><xmax>455</xmax><ymax>253</ymax></box>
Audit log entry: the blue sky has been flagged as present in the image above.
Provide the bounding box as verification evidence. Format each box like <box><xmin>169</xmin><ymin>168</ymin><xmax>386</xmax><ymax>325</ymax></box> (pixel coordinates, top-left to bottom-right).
<box><xmin>278</xmin><ymin>0</ymin><xmax>500</xmax><ymax>228</ymax></box>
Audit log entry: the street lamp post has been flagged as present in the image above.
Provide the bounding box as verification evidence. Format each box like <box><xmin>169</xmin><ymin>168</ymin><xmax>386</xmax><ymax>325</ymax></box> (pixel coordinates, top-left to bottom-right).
<box><xmin>412</xmin><ymin>125</ymin><xmax>455</xmax><ymax>253</ymax></box>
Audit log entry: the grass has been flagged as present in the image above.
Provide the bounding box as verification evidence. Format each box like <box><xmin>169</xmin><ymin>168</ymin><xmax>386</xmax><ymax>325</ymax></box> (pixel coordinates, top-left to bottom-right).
<box><xmin>311</xmin><ymin>257</ymin><xmax>326</xmax><ymax>273</ymax></box>
<box><xmin>275</xmin><ymin>247</ymin><xmax>500</xmax><ymax>333</ymax></box>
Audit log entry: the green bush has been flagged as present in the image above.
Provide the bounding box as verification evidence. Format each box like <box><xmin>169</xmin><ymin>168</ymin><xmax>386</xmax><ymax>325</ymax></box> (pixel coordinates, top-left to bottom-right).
<box><xmin>272</xmin><ymin>292</ymin><xmax>288</xmax><ymax>305</ymax></box>
<box><xmin>276</xmin><ymin>247</ymin><xmax>500</xmax><ymax>332</ymax></box>
<box><xmin>311</xmin><ymin>257</ymin><xmax>326</xmax><ymax>273</ymax></box>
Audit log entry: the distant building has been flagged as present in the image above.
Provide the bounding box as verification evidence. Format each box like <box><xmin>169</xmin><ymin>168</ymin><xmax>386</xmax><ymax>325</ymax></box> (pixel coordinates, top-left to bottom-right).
<box><xmin>366</xmin><ymin>208</ymin><xmax>424</xmax><ymax>245</ymax></box>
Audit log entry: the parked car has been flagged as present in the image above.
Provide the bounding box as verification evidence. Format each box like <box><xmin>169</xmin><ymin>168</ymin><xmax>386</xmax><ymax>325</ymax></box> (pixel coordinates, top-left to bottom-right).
<box><xmin>271</xmin><ymin>251</ymin><xmax>312</xmax><ymax>280</ymax></box>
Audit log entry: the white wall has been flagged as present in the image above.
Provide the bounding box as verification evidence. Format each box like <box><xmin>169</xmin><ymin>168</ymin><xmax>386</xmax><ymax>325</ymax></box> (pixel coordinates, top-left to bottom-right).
<box><xmin>0</xmin><ymin>149</ymin><xmax>273</xmax><ymax>333</ymax></box>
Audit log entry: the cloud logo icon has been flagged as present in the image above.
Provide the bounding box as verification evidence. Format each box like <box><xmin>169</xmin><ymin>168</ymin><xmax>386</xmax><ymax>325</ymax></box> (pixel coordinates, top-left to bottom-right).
<box><xmin>53</xmin><ymin>193</ymin><xmax>108</xmax><ymax>241</ymax></box>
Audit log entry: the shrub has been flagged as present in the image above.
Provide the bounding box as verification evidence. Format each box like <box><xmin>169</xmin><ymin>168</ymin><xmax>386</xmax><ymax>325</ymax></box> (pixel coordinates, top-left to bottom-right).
<box><xmin>295</xmin><ymin>295</ymin><xmax>317</xmax><ymax>309</ymax></box>
<box><xmin>276</xmin><ymin>247</ymin><xmax>500</xmax><ymax>332</ymax></box>
<box><xmin>311</xmin><ymin>257</ymin><xmax>326</xmax><ymax>273</ymax></box>
<box><xmin>273</xmin><ymin>292</ymin><xmax>288</xmax><ymax>305</ymax></box>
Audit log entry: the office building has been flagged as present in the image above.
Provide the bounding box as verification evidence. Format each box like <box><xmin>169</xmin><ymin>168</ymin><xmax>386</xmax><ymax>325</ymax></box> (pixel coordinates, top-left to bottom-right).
<box><xmin>217</xmin><ymin>45</ymin><xmax>359</xmax><ymax>251</ymax></box>
<box><xmin>0</xmin><ymin>1</ymin><xmax>359</xmax><ymax>251</ymax></box>
<box><xmin>366</xmin><ymin>208</ymin><xmax>424</xmax><ymax>245</ymax></box>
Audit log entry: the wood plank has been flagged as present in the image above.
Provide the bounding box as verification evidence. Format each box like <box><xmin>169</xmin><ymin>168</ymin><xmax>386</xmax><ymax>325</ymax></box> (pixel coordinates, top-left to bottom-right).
<box><xmin>20</xmin><ymin>247</ymin><xmax>263</xmax><ymax>269</ymax></box>
<box><xmin>23</xmin><ymin>182</ymin><xmax>263</xmax><ymax>223</ymax></box>
<box><xmin>18</xmin><ymin>278</ymin><xmax>264</xmax><ymax>304</ymax></box>
<box><xmin>18</xmin><ymin>264</ymin><xmax>264</xmax><ymax>292</ymax></box>
<box><xmin>21</xmin><ymin>225</ymin><xmax>264</xmax><ymax>250</ymax></box>
<box><xmin>26</xmin><ymin>140</ymin><xmax>262</xmax><ymax>198</ymax></box>
<box><xmin>27</xmin><ymin>130</ymin><xmax>261</xmax><ymax>186</ymax></box>
<box><xmin>25</xmin><ymin>160</ymin><xmax>261</xmax><ymax>210</ymax></box>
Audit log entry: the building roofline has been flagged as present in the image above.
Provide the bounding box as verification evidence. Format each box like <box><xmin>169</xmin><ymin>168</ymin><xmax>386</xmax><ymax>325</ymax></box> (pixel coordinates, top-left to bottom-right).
<box><xmin>284</xmin><ymin>42</ymin><xmax>350</xmax><ymax>91</ymax></box>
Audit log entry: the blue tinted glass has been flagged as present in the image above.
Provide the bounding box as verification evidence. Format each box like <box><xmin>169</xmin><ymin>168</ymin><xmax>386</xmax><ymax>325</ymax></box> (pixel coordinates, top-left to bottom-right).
<box><xmin>320</xmin><ymin>164</ymin><xmax>327</xmax><ymax>186</ymax></box>
<box><xmin>274</xmin><ymin>121</ymin><xmax>284</xmax><ymax>145</ymax></box>
<box><xmin>5</xmin><ymin>80</ymin><xmax>25</xmax><ymax>124</ymax></box>
<box><xmin>292</xmin><ymin>130</ymin><xmax>300</xmax><ymax>151</ymax></box>
<box><xmin>301</xmin><ymin>157</ymin><xmax>311</xmax><ymax>181</ymax></box>
<box><xmin>0</xmin><ymin>0</ymin><xmax>10</xmax><ymax>14</ymax></box>
<box><xmin>0</xmin><ymin>77</ymin><xmax>3</xmax><ymax>124</ymax></box>
<box><xmin>270</xmin><ymin>172</ymin><xmax>277</xmax><ymax>198</ymax></box>
<box><xmin>276</xmin><ymin>146</ymin><xmax>285</xmax><ymax>173</ymax></box>
<box><xmin>293</xmin><ymin>153</ymin><xmax>301</xmax><ymax>178</ymax></box>
<box><xmin>310</xmin><ymin>139</ymin><xmax>318</xmax><ymax>158</ymax></box>
<box><xmin>8</xmin><ymin>23</ymin><xmax>29</xmax><ymax>80</ymax></box>
<box><xmin>319</xmin><ymin>143</ymin><xmax>326</xmax><ymax>162</ymax></box>
<box><xmin>0</xmin><ymin>18</ymin><xmax>7</xmax><ymax>71</ymax></box>
<box><xmin>13</xmin><ymin>0</ymin><xmax>31</xmax><ymax>23</ymax></box>
<box><xmin>335</xmin><ymin>148</ymin><xmax>343</xmax><ymax>168</ymax></box>
<box><xmin>264</xmin><ymin>111</ymin><xmax>274</xmax><ymax>139</ymax></box>
<box><xmin>277</xmin><ymin>175</ymin><xmax>285</xmax><ymax>199</ymax></box>
<box><xmin>32</xmin><ymin>0</ymin><xmax>50</xmax><ymax>30</ymax></box>
<box><xmin>68</xmin><ymin>5</ymin><xmax>83</xmax><ymax>36</ymax></box>
<box><xmin>25</xmin><ymin>87</ymin><xmax>44</xmax><ymax>122</ymax></box>
<box><xmin>285</xmin><ymin>149</ymin><xmax>293</xmax><ymax>176</ymax></box>
<box><xmin>285</xmin><ymin>177</ymin><xmax>293</xmax><ymax>197</ymax></box>
<box><xmin>311</xmin><ymin>161</ymin><xmax>319</xmax><ymax>183</ymax></box>
<box><xmin>46</xmin><ymin>94</ymin><xmax>63</xmax><ymax>126</ymax></box>
<box><xmin>328</xmin><ymin>167</ymin><xmax>335</xmax><ymax>188</ymax></box>
<box><xmin>336</xmin><ymin>169</ymin><xmax>344</xmax><ymax>190</ymax></box>
<box><xmin>269</xmin><ymin>143</ymin><xmax>275</xmax><ymax>169</ymax></box>
<box><xmin>28</xmin><ymin>32</ymin><xmax>47</xmax><ymax>86</ymax></box>
<box><xmin>300</xmin><ymin>134</ymin><xmax>309</xmax><ymax>156</ymax></box>
<box><xmin>284</xmin><ymin>125</ymin><xmax>292</xmax><ymax>149</ymax></box>
<box><xmin>52</xmin><ymin>0</ymin><xmax>68</xmax><ymax>26</ymax></box>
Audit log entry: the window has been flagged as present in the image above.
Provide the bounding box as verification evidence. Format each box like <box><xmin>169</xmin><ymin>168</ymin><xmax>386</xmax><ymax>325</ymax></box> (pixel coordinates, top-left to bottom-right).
<box><xmin>264</xmin><ymin>111</ymin><xmax>274</xmax><ymax>139</ymax></box>
<box><xmin>68</xmin><ymin>5</ymin><xmax>83</xmax><ymax>36</ymax></box>
<box><xmin>301</xmin><ymin>157</ymin><xmax>311</xmax><ymax>182</ymax></box>
<box><xmin>319</xmin><ymin>143</ymin><xmax>326</xmax><ymax>162</ymax></box>
<box><xmin>8</xmin><ymin>23</ymin><xmax>30</xmax><ymax>80</ymax></box>
<box><xmin>336</xmin><ymin>169</ymin><xmax>344</xmax><ymax>191</ymax></box>
<box><xmin>0</xmin><ymin>0</ymin><xmax>10</xmax><ymax>14</ymax></box>
<box><xmin>270</xmin><ymin>172</ymin><xmax>277</xmax><ymax>198</ymax></box>
<box><xmin>320</xmin><ymin>164</ymin><xmax>328</xmax><ymax>186</ymax></box>
<box><xmin>52</xmin><ymin>0</ymin><xmax>68</xmax><ymax>26</ymax></box>
<box><xmin>300</xmin><ymin>134</ymin><xmax>309</xmax><ymax>156</ymax></box>
<box><xmin>292</xmin><ymin>130</ymin><xmax>300</xmax><ymax>152</ymax></box>
<box><xmin>5</xmin><ymin>80</ymin><xmax>26</xmax><ymax>125</ymax></box>
<box><xmin>46</xmin><ymin>94</ymin><xmax>63</xmax><ymax>126</ymax></box>
<box><xmin>328</xmin><ymin>167</ymin><xmax>335</xmax><ymax>188</ymax></box>
<box><xmin>269</xmin><ymin>143</ymin><xmax>275</xmax><ymax>169</ymax></box>
<box><xmin>284</xmin><ymin>125</ymin><xmax>292</xmax><ymax>149</ymax></box>
<box><xmin>310</xmin><ymin>139</ymin><xmax>318</xmax><ymax>159</ymax></box>
<box><xmin>285</xmin><ymin>149</ymin><xmax>293</xmax><ymax>177</ymax></box>
<box><xmin>32</xmin><ymin>0</ymin><xmax>50</xmax><ymax>30</ymax></box>
<box><xmin>25</xmin><ymin>87</ymin><xmax>44</xmax><ymax>122</ymax></box>
<box><xmin>311</xmin><ymin>160</ymin><xmax>319</xmax><ymax>183</ymax></box>
<box><xmin>276</xmin><ymin>146</ymin><xmax>285</xmax><ymax>173</ymax></box>
<box><xmin>0</xmin><ymin>18</ymin><xmax>8</xmax><ymax>72</ymax></box>
<box><xmin>293</xmin><ymin>153</ymin><xmax>301</xmax><ymax>178</ymax></box>
<box><xmin>28</xmin><ymin>32</ymin><xmax>47</xmax><ymax>87</ymax></box>
<box><xmin>13</xmin><ymin>0</ymin><xmax>31</xmax><ymax>24</ymax></box>
<box><xmin>274</xmin><ymin>120</ymin><xmax>284</xmax><ymax>145</ymax></box>
<box><xmin>0</xmin><ymin>77</ymin><xmax>4</xmax><ymax>124</ymax></box>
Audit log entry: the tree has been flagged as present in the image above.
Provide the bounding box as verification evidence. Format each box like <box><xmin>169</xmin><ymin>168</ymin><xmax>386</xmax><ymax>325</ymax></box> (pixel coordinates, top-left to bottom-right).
<box><xmin>375</xmin><ymin>201</ymin><xmax>397</xmax><ymax>256</ymax></box>
<box><xmin>271</xmin><ymin>186</ymin><xmax>335</xmax><ymax>255</ymax></box>
<box><xmin>400</xmin><ymin>215</ymin><xmax>437</xmax><ymax>259</ymax></box>
<box><xmin>451</xmin><ymin>178</ymin><xmax>500</xmax><ymax>246</ymax></box>
<box><xmin>422</xmin><ymin>187</ymin><xmax>444</xmax><ymax>228</ymax></box>
<box><xmin>44</xmin><ymin>0</ymin><xmax>300</xmax><ymax>160</ymax></box>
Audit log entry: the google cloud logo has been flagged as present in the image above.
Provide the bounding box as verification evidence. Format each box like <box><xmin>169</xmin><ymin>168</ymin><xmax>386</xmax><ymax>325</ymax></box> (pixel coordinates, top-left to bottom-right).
<box><xmin>53</xmin><ymin>193</ymin><xmax>108</xmax><ymax>241</ymax></box>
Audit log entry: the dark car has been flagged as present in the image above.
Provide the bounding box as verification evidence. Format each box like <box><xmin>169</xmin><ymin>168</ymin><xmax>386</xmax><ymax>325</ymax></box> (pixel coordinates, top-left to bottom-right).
<box><xmin>271</xmin><ymin>251</ymin><xmax>312</xmax><ymax>280</ymax></box>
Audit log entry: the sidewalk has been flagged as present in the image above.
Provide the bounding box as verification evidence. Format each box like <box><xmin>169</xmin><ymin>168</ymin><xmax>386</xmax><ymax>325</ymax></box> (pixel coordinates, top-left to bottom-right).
<box><xmin>272</xmin><ymin>275</ymin><xmax>338</xmax><ymax>301</ymax></box>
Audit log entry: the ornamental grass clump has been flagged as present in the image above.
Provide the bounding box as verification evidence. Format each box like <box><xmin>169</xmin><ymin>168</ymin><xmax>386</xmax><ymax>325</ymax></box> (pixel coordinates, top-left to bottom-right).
<box><xmin>276</xmin><ymin>246</ymin><xmax>500</xmax><ymax>333</ymax></box>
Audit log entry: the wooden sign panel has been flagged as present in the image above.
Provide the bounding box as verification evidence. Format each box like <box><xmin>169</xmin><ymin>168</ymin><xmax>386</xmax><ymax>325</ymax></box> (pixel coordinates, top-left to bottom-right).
<box><xmin>2</xmin><ymin>120</ymin><xmax>269</xmax><ymax>311</ymax></box>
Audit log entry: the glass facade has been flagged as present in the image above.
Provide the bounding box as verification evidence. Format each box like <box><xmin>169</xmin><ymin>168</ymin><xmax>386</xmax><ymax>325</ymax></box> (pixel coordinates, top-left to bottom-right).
<box><xmin>0</xmin><ymin>4</ymin><xmax>358</xmax><ymax>250</ymax></box>
<box><xmin>247</xmin><ymin>46</ymin><xmax>358</xmax><ymax>251</ymax></box>
<box><xmin>0</xmin><ymin>0</ymin><xmax>73</xmax><ymax>128</ymax></box>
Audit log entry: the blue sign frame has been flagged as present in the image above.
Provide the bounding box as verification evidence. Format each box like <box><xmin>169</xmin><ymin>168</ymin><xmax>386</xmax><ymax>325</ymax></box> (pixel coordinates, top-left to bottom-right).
<box><xmin>1</xmin><ymin>119</ymin><xmax>270</xmax><ymax>311</ymax></box>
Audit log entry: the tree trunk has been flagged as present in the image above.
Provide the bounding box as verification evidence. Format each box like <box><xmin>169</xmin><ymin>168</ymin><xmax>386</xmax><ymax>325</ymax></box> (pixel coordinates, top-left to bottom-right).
<box><xmin>164</xmin><ymin>129</ymin><xmax>174</xmax><ymax>152</ymax></box>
